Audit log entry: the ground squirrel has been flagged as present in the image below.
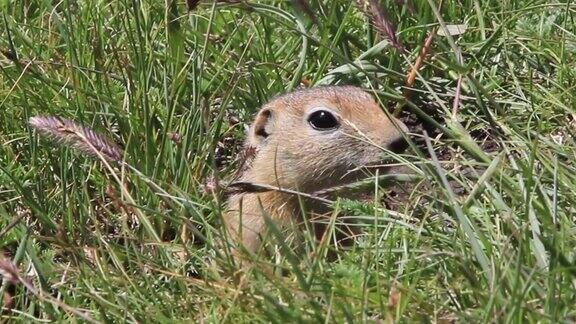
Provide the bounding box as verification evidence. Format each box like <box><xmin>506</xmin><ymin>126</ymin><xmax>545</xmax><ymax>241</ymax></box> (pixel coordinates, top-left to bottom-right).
<box><xmin>224</xmin><ymin>86</ymin><xmax>408</xmax><ymax>256</ymax></box>
<box><xmin>27</xmin><ymin>86</ymin><xmax>406</xmax><ymax>259</ymax></box>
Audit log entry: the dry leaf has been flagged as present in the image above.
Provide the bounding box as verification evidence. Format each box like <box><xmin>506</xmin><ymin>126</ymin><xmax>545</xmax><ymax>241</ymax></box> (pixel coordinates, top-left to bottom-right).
<box><xmin>437</xmin><ymin>24</ymin><xmax>468</xmax><ymax>36</ymax></box>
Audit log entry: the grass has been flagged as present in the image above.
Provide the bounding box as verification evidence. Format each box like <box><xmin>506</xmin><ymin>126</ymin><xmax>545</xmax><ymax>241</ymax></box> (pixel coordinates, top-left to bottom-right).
<box><xmin>1</xmin><ymin>0</ymin><xmax>575</xmax><ymax>322</ymax></box>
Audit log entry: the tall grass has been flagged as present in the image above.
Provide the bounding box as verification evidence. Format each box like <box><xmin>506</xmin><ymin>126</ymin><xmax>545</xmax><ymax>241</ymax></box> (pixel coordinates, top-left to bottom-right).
<box><xmin>1</xmin><ymin>0</ymin><xmax>575</xmax><ymax>321</ymax></box>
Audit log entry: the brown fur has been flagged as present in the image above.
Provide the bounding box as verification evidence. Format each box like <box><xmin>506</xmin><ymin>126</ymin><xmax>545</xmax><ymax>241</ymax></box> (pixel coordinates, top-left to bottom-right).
<box><xmin>224</xmin><ymin>86</ymin><xmax>408</xmax><ymax>257</ymax></box>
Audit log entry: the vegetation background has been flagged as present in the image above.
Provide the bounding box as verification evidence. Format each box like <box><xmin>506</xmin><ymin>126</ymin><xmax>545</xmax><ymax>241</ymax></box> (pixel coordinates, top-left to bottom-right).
<box><xmin>1</xmin><ymin>0</ymin><xmax>575</xmax><ymax>322</ymax></box>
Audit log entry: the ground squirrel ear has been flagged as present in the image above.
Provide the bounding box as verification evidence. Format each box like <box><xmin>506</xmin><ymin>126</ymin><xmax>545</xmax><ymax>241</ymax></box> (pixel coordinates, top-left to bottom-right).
<box><xmin>251</xmin><ymin>109</ymin><xmax>272</xmax><ymax>144</ymax></box>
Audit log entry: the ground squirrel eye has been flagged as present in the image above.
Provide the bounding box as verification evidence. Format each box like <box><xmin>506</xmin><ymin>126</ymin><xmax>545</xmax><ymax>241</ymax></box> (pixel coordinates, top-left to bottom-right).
<box><xmin>308</xmin><ymin>110</ymin><xmax>339</xmax><ymax>130</ymax></box>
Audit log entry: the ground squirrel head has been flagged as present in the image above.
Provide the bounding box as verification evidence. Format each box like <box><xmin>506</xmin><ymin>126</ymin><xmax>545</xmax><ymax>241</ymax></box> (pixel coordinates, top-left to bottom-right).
<box><xmin>240</xmin><ymin>86</ymin><xmax>408</xmax><ymax>191</ymax></box>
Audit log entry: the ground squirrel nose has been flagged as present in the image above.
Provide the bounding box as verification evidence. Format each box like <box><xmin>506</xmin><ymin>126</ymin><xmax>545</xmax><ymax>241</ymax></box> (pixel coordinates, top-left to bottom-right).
<box><xmin>387</xmin><ymin>136</ymin><xmax>408</xmax><ymax>154</ymax></box>
<box><xmin>386</xmin><ymin>118</ymin><xmax>409</xmax><ymax>154</ymax></box>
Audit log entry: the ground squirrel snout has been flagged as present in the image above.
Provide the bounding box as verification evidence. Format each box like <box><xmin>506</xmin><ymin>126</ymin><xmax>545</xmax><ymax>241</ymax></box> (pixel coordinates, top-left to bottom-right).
<box><xmin>225</xmin><ymin>86</ymin><xmax>408</xmax><ymax>254</ymax></box>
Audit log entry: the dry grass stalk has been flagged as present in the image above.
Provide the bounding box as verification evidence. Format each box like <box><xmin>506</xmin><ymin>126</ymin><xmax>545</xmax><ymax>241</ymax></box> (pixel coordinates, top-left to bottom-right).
<box><xmin>0</xmin><ymin>256</ymin><xmax>22</xmax><ymax>285</ymax></box>
<box><xmin>393</xmin><ymin>28</ymin><xmax>437</xmax><ymax>117</ymax></box>
<box><xmin>29</xmin><ymin>116</ymin><xmax>177</xmax><ymax>244</ymax></box>
<box><xmin>405</xmin><ymin>28</ymin><xmax>436</xmax><ymax>89</ymax></box>
<box><xmin>0</xmin><ymin>255</ymin><xmax>99</xmax><ymax>323</ymax></box>
<box><xmin>290</xmin><ymin>0</ymin><xmax>317</xmax><ymax>24</ymax></box>
<box><xmin>29</xmin><ymin>116</ymin><xmax>123</xmax><ymax>162</ymax></box>
<box><xmin>356</xmin><ymin>0</ymin><xmax>404</xmax><ymax>51</ymax></box>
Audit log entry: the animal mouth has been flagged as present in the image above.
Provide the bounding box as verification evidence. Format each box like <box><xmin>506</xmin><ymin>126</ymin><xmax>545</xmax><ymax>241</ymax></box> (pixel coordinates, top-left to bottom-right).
<box><xmin>312</xmin><ymin>163</ymin><xmax>399</xmax><ymax>196</ymax></box>
<box><xmin>349</xmin><ymin>163</ymin><xmax>397</xmax><ymax>178</ymax></box>
<box><xmin>343</xmin><ymin>145</ymin><xmax>407</xmax><ymax>181</ymax></box>
<box><xmin>353</xmin><ymin>135</ymin><xmax>408</xmax><ymax>173</ymax></box>
<box><xmin>338</xmin><ymin>162</ymin><xmax>395</xmax><ymax>185</ymax></box>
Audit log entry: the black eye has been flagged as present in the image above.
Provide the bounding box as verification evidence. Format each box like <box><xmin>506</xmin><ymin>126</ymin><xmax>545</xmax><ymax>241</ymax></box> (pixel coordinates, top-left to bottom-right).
<box><xmin>308</xmin><ymin>110</ymin><xmax>339</xmax><ymax>130</ymax></box>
